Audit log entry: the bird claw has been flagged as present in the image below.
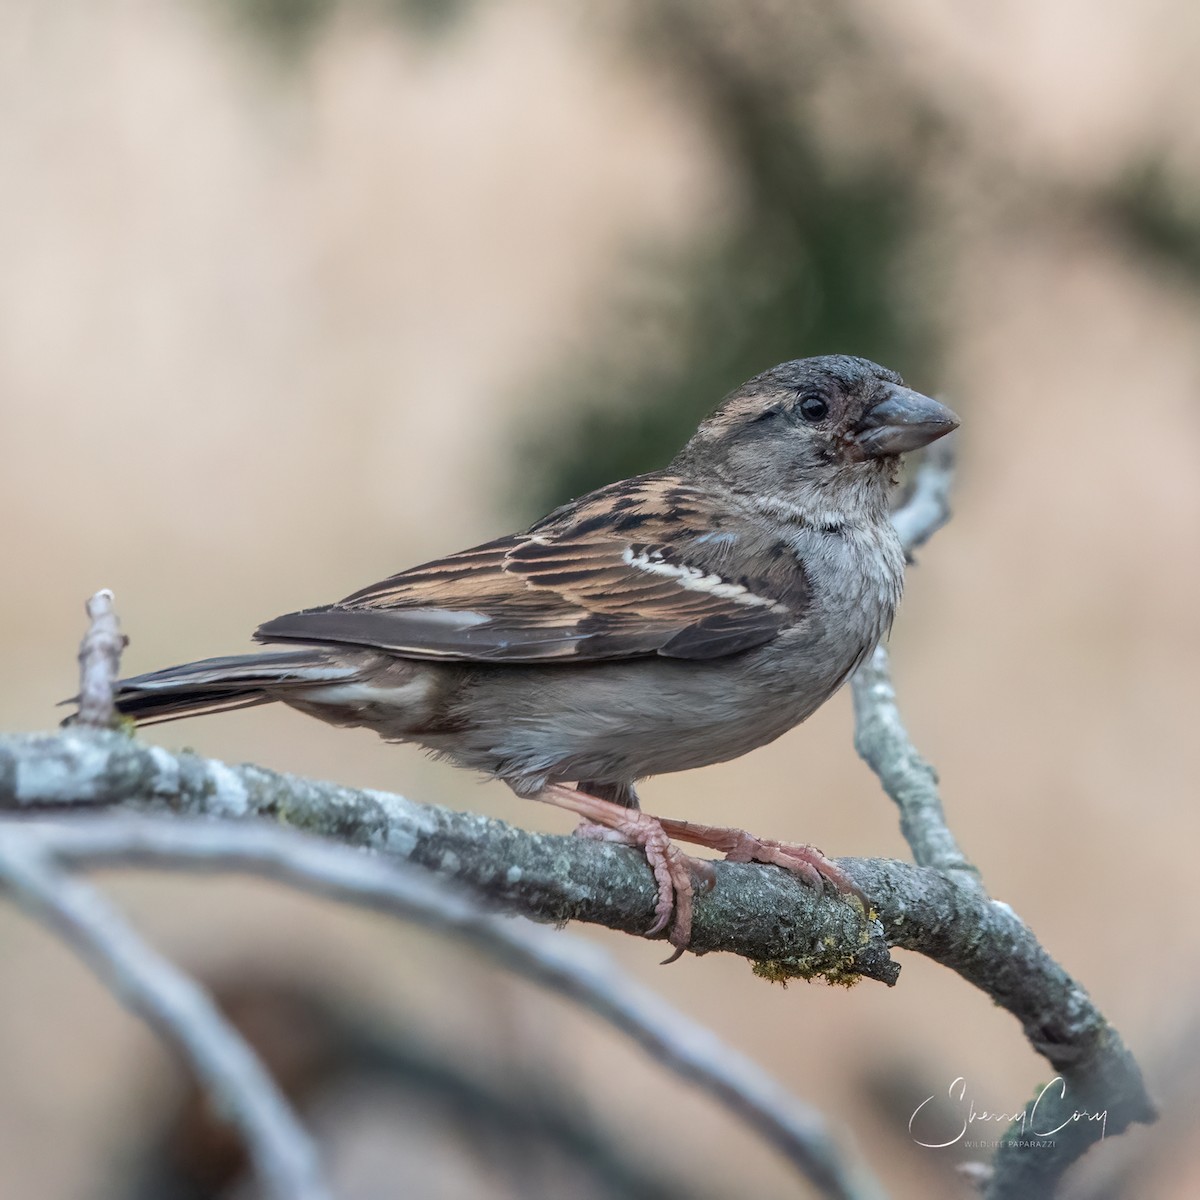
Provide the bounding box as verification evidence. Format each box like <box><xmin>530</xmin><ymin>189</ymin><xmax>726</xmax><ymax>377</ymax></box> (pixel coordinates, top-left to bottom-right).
<box><xmin>542</xmin><ymin>787</ymin><xmax>859</xmax><ymax>960</ymax></box>
<box><xmin>544</xmin><ymin>790</ymin><xmax>713</xmax><ymax>953</ymax></box>
<box><xmin>576</xmin><ymin>812</ymin><xmax>706</xmax><ymax>946</ymax></box>
<box><xmin>658</xmin><ymin>817</ymin><xmax>863</xmax><ymax>902</ymax></box>
<box><xmin>733</xmin><ymin>837</ymin><xmax>863</xmax><ymax>903</ymax></box>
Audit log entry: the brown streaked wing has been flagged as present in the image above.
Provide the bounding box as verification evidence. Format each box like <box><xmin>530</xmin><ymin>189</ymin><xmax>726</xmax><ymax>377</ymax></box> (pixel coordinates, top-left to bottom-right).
<box><xmin>253</xmin><ymin>475</ymin><xmax>803</xmax><ymax>663</ymax></box>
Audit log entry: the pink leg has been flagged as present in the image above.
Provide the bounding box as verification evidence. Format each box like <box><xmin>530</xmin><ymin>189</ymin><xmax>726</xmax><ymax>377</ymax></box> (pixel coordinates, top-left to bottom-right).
<box><xmin>530</xmin><ymin>785</ymin><xmax>714</xmax><ymax>959</ymax></box>
<box><xmin>656</xmin><ymin>816</ymin><xmax>863</xmax><ymax>902</ymax></box>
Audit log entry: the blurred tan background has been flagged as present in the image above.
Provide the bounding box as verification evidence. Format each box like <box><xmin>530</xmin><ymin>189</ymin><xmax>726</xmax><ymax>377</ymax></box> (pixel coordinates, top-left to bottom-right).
<box><xmin>3</xmin><ymin>1</ymin><xmax>1200</xmax><ymax>1197</ymax></box>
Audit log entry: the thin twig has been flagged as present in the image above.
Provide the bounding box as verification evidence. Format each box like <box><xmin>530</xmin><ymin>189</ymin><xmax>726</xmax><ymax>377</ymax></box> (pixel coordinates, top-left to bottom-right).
<box><xmin>848</xmin><ymin>441</ymin><xmax>1155</xmax><ymax>1197</ymax></box>
<box><xmin>2</xmin><ymin>812</ymin><xmax>888</xmax><ymax>1200</ymax></box>
<box><xmin>851</xmin><ymin>646</ymin><xmax>981</xmax><ymax>886</ymax></box>
<box><xmin>845</xmin><ymin>858</ymin><xmax>1154</xmax><ymax>1133</ymax></box>
<box><xmin>853</xmin><ymin>437</ymin><xmax>981</xmax><ymax>883</ymax></box>
<box><xmin>0</xmin><ymin>826</ymin><xmax>329</xmax><ymax>1200</ymax></box>
<box><xmin>74</xmin><ymin>589</ymin><xmax>128</xmax><ymax>728</ymax></box>
<box><xmin>892</xmin><ymin>434</ymin><xmax>957</xmax><ymax>558</ymax></box>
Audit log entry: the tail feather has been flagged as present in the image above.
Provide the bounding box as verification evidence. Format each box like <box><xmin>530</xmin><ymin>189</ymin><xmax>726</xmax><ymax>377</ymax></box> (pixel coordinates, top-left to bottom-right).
<box><xmin>63</xmin><ymin>650</ymin><xmax>359</xmax><ymax>727</ymax></box>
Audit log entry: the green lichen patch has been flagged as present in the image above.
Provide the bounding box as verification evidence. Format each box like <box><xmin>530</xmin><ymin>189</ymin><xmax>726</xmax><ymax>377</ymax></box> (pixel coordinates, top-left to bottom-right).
<box><xmin>751</xmin><ymin>949</ymin><xmax>864</xmax><ymax>989</ymax></box>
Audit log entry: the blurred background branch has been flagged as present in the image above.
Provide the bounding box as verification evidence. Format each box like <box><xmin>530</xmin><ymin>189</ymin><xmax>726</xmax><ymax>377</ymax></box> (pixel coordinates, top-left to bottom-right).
<box><xmin>0</xmin><ymin>826</ymin><xmax>331</xmax><ymax>1200</ymax></box>
<box><xmin>0</xmin><ymin>812</ymin><xmax>888</xmax><ymax>1200</ymax></box>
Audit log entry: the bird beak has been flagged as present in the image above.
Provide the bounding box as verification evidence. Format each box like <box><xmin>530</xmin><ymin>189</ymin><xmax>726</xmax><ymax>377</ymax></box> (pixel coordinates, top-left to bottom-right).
<box><xmin>853</xmin><ymin>387</ymin><xmax>960</xmax><ymax>458</ymax></box>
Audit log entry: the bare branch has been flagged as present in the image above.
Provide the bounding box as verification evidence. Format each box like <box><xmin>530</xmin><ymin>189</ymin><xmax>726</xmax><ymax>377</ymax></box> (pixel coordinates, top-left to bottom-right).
<box><xmin>847</xmin><ymin>443</ymin><xmax>1155</xmax><ymax>1197</ymax></box>
<box><xmin>844</xmin><ymin>857</ymin><xmax>1155</xmax><ymax>1174</ymax></box>
<box><xmin>851</xmin><ymin>646</ymin><xmax>981</xmax><ymax>886</ymax></box>
<box><xmin>74</xmin><ymin>589</ymin><xmax>128</xmax><ymax>729</ymax></box>
<box><xmin>2</xmin><ymin>812</ymin><xmax>887</xmax><ymax>1200</ymax></box>
<box><xmin>892</xmin><ymin>435</ymin><xmax>957</xmax><ymax>558</ymax></box>
<box><xmin>0</xmin><ymin>825</ymin><xmax>329</xmax><ymax>1200</ymax></box>
<box><xmin>854</xmin><ymin>437</ymin><xmax>981</xmax><ymax>882</ymax></box>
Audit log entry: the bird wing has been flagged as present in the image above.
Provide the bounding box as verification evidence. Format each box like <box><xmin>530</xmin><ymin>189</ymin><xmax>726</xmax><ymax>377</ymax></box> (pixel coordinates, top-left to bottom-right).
<box><xmin>254</xmin><ymin>475</ymin><xmax>810</xmax><ymax>664</ymax></box>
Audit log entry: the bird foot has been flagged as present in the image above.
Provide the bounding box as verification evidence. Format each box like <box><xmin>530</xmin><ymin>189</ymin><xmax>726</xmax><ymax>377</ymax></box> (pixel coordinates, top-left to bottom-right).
<box><xmin>532</xmin><ymin>787</ymin><xmax>858</xmax><ymax>959</ymax></box>
<box><xmin>535</xmin><ymin>786</ymin><xmax>715</xmax><ymax>959</ymax></box>
<box><xmin>657</xmin><ymin>817</ymin><xmax>863</xmax><ymax>902</ymax></box>
<box><xmin>571</xmin><ymin>819</ymin><xmax>635</xmax><ymax>845</ymax></box>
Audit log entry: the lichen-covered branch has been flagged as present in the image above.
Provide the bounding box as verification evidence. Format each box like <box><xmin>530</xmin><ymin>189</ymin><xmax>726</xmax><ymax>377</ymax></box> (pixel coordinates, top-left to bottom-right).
<box><xmin>0</xmin><ymin>726</ymin><xmax>896</xmax><ymax>986</ymax></box>
<box><xmin>0</xmin><ymin>720</ymin><xmax>1156</xmax><ymax>1195</ymax></box>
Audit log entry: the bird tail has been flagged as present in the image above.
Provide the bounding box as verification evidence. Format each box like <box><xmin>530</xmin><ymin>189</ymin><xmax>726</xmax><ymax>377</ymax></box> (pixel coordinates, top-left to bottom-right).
<box><xmin>63</xmin><ymin>650</ymin><xmax>360</xmax><ymax>727</ymax></box>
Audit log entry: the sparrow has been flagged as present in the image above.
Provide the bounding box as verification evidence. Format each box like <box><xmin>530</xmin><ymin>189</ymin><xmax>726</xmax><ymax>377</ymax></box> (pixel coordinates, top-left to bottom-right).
<box><xmin>85</xmin><ymin>355</ymin><xmax>958</xmax><ymax>954</ymax></box>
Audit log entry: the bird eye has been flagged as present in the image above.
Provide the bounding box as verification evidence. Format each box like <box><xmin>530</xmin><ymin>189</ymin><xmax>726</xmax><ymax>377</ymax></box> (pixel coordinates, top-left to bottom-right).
<box><xmin>798</xmin><ymin>395</ymin><xmax>829</xmax><ymax>422</ymax></box>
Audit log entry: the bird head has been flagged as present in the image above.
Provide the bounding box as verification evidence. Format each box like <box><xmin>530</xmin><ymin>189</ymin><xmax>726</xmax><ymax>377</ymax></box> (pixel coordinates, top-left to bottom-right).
<box><xmin>675</xmin><ymin>355</ymin><xmax>959</xmax><ymax>514</ymax></box>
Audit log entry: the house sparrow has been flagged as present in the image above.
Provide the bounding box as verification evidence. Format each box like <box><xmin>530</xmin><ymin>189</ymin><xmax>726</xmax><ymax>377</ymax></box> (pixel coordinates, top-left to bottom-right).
<box><xmin>92</xmin><ymin>355</ymin><xmax>958</xmax><ymax>954</ymax></box>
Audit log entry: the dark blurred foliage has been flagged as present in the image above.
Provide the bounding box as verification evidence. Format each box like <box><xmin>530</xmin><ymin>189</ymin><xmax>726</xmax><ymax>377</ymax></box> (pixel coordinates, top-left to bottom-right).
<box><xmin>512</xmin><ymin>3</ymin><xmax>943</xmax><ymax>514</ymax></box>
<box><xmin>210</xmin><ymin>0</ymin><xmax>473</xmax><ymax>61</ymax></box>
<box><xmin>1106</xmin><ymin>159</ymin><xmax>1200</xmax><ymax>286</ymax></box>
<box><xmin>206</xmin><ymin>0</ymin><xmax>950</xmax><ymax>512</ymax></box>
<box><xmin>219</xmin><ymin>0</ymin><xmax>335</xmax><ymax>60</ymax></box>
<box><xmin>199</xmin><ymin>0</ymin><xmax>1200</xmax><ymax>516</ymax></box>
<box><xmin>119</xmin><ymin>978</ymin><xmax>722</xmax><ymax>1200</ymax></box>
